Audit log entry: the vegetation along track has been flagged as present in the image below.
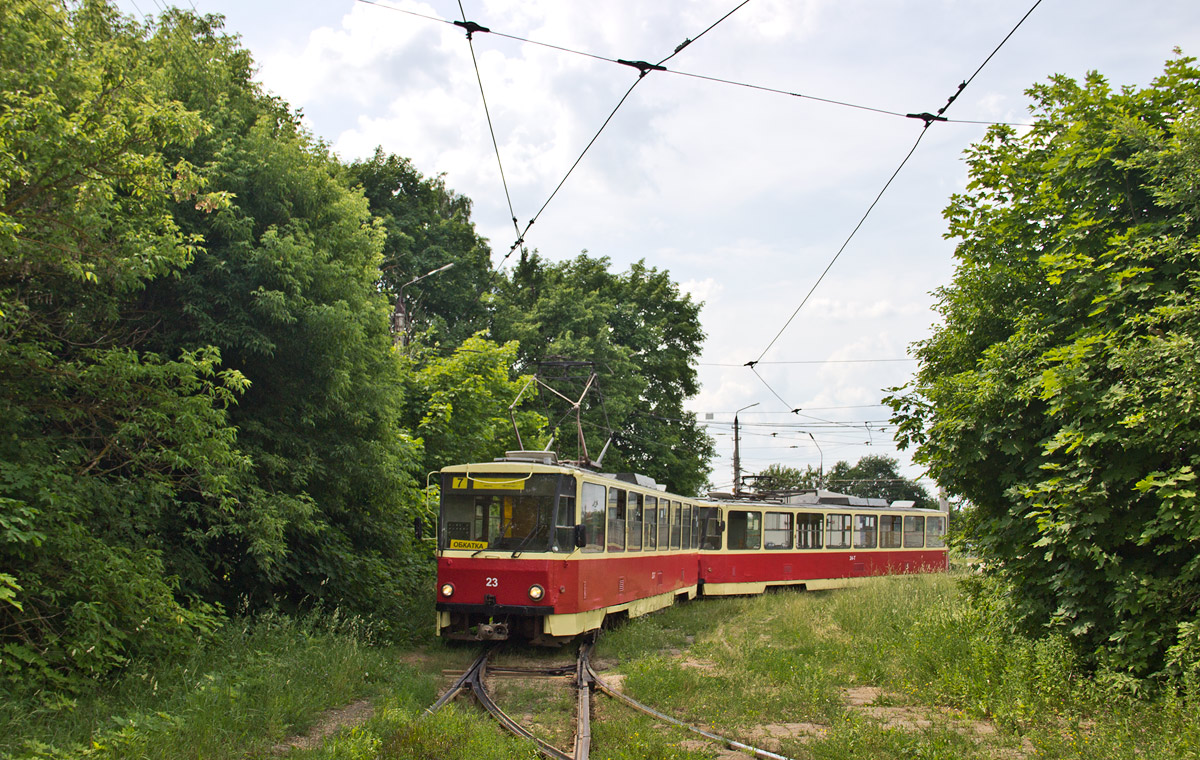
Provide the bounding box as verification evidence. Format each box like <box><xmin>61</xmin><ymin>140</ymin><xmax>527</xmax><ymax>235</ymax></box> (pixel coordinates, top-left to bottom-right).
<box><xmin>426</xmin><ymin>637</ymin><xmax>793</xmax><ymax>760</ymax></box>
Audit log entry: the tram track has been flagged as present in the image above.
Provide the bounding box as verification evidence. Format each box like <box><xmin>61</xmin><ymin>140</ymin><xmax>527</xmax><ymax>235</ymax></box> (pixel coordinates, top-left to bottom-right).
<box><xmin>425</xmin><ymin>638</ymin><xmax>795</xmax><ymax>760</ymax></box>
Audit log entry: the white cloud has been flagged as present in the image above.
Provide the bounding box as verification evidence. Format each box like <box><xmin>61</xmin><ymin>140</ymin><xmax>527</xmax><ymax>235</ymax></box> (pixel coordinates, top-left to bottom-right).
<box><xmin>134</xmin><ymin>0</ymin><xmax>1200</xmax><ymax>489</ymax></box>
<box><xmin>678</xmin><ymin>276</ymin><xmax>721</xmax><ymax>305</ymax></box>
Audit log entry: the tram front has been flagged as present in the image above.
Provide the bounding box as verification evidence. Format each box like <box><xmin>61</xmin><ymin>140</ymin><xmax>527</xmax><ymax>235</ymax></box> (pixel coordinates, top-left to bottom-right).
<box><xmin>435</xmin><ymin>461</ymin><xmax>581</xmax><ymax>641</ymax></box>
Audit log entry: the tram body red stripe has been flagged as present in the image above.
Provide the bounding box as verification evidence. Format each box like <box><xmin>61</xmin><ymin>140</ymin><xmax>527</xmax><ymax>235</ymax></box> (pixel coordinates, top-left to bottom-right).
<box><xmin>438</xmin><ymin>548</ymin><xmax>947</xmax><ymax>614</ymax></box>
<box><xmin>438</xmin><ymin>554</ymin><xmax>701</xmax><ymax>613</ymax></box>
<box><xmin>699</xmin><ymin>549</ymin><xmax>948</xmax><ymax>583</ymax></box>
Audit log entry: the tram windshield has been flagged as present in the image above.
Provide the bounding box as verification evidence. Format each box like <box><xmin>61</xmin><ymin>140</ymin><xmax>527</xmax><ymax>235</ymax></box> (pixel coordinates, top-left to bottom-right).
<box><xmin>440</xmin><ymin>472</ymin><xmax>576</xmax><ymax>553</ymax></box>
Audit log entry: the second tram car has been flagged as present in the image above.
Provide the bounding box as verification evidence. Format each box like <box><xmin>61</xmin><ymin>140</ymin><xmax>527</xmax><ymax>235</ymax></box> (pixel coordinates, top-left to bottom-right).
<box><xmin>435</xmin><ymin>451</ymin><xmax>946</xmax><ymax>643</ymax></box>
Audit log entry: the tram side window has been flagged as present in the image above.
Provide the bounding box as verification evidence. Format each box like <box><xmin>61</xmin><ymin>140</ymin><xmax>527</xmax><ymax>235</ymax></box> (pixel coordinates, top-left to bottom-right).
<box><xmin>628</xmin><ymin>492</ymin><xmax>643</xmax><ymax>551</ymax></box>
<box><xmin>645</xmin><ymin>496</ymin><xmax>658</xmax><ymax>550</ymax></box>
<box><xmin>880</xmin><ymin>515</ymin><xmax>903</xmax><ymax>549</ymax></box>
<box><xmin>728</xmin><ymin>510</ymin><xmax>762</xmax><ymax>550</ymax></box>
<box><xmin>581</xmin><ymin>482</ymin><xmax>606</xmax><ymax>553</ymax></box>
<box><xmin>671</xmin><ymin>502</ymin><xmax>682</xmax><ymax>549</ymax></box>
<box><xmin>697</xmin><ymin>507</ymin><xmax>723</xmax><ymax>550</ymax></box>
<box><xmin>764</xmin><ymin>512</ymin><xmax>793</xmax><ymax>550</ymax></box>
<box><xmin>797</xmin><ymin>513</ymin><xmax>823</xmax><ymax>549</ymax></box>
<box><xmin>903</xmin><ymin>515</ymin><xmax>925</xmax><ymax>548</ymax></box>
<box><xmin>854</xmin><ymin>515</ymin><xmax>878</xmax><ymax>548</ymax></box>
<box><xmin>926</xmin><ymin>515</ymin><xmax>946</xmax><ymax>548</ymax></box>
<box><xmin>607</xmin><ymin>488</ymin><xmax>627</xmax><ymax>552</ymax></box>
<box><xmin>826</xmin><ymin>513</ymin><xmax>852</xmax><ymax>548</ymax></box>
<box><xmin>659</xmin><ymin>501</ymin><xmax>670</xmax><ymax>549</ymax></box>
<box><xmin>681</xmin><ymin>505</ymin><xmax>693</xmax><ymax>549</ymax></box>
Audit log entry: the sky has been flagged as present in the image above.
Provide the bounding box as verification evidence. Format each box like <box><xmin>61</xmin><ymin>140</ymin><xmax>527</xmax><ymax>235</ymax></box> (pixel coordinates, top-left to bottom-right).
<box><xmin>119</xmin><ymin>0</ymin><xmax>1200</xmax><ymax>492</ymax></box>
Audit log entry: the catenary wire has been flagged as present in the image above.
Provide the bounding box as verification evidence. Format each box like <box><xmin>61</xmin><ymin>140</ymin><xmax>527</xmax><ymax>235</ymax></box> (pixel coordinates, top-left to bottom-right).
<box><xmin>355</xmin><ymin>0</ymin><xmax>1036</xmax><ymax>275</ymax></box>
<box><xmin>498</xmin><ymin>0</ymin><xmax>753</xmax><ymax>262</ymax></box>
<box><xmin>750</xmin><ymin>127</ymin><xmax>932</xmax><ymax>364</ymax></box>
<box><xmin>357</xmin><ymin>0</ymin><xmax>1029</xmax><ymax>128</ymax></box>
<box><xmin>699</xmin><ymin>358</ymin><xmax>916</xmax><ymax>366</ymax></box>
<box><xmin>356</xmin><ymin>0</ymin><xmax>455</xmax><ymax>28</ymax></box>
<box><xmin>655</xmin><ymin>0</ymin><xmax>750</xmax><ymax>67</ymax></box>
<box><xmin>748</xmin><ymin>0</ymin><xmax>1044</xmax><ymax>365</ymax></box>
<box><xmin>500</xmin><ymin>76</ymin><xmax>645</xmax><ymax>264</ymax></box>
<box><xmin>456</xmin><ymin>0</ymin><xmax>522</xmax><ymax>241</ymax></box>
<box><xmin>351</xmin><ymin>0</ymin><xmax>1039</xmax><ymax>461</ymax></box>
<box><xmin>748</xmin><ymin>366</ymin><xmax>890</xmax><ymax>432</ymax></box>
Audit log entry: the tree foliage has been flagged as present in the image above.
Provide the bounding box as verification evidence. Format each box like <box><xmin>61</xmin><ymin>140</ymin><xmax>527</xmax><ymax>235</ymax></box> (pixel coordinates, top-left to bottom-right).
<box><xmin>888</xmin><ymin>55</ymin><xmax>1200</xmax><ymax>676</ymax></box>
<box><xmin>344</xmin><ymin>149</ymin><xmax>494</xmax><ymax>349</ymax></box>
<box><xmin>0</xmin><ymin>2</ymin><xmax>428</xmax><ymax>694</ymax></box>
<box><xmin>492</xmin><ymin>251</ymin><xmax>714</xmax><ymax>495</ymax></box>
<box><xmin>0</xmin><ymin>0</ymin><xmax>717</xmax><ymax>698</ymax></box>
<box><xmin>825</xmin><ymin>455</ymin><xmax>934</xmax><ymax>507</ymax></box>
<box><xmin>402</xmin><ymin>334</ymin><xmax>545</xmax><ymax>475</ymax></box>
<box><xmin>0</xmin><ymin>0</ymin><xmax>240</xmax><ymax>692</ymax></box>
<box><xmin>133</xmin><ymin>9</ymin><xmax>426</xmax><ymax>626</ymax></box>
<box><xmin>751</xmin><ymin>463</ymin><xmax>822</xmax><ymax>492</ymax></box>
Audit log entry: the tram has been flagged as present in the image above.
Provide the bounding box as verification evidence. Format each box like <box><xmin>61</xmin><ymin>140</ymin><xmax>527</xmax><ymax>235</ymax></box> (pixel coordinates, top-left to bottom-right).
<box><xmin>435</xmin><ymin>451</ymin><xmax>947</xmax><ymax>643</ymax></box>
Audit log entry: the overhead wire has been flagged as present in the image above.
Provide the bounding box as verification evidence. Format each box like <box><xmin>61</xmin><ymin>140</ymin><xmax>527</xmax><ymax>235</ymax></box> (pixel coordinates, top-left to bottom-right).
<box><xmin>748</xmin><ymin>0</ymin><xmax>1044</xmax><ymax>366</ymax></box>
<box><xmin>356</xmin><ymin>0</ymin><xmax>454</xmax><ymax>28</ymax></box>
<box><xmin>357</xmin><ymin>0</ymin><xmax>1030</xmax><ymax>129</ymax></box>
<box><xmin>747</xmin><ymin>365</ymin><xmax>886</xmax><ymax>435</ymax></box>
<box><xmin>656</xmin><ymin>0</ymin><xmax>750</xmax><ymax>67</ymax></box>
<box><xmin>350</xmin><ymin>0</ymin><xmax>1043</xmax><ymax>474</ymax></box>
<box><xmin>500</xmin><ymin>76</ymin><xmax>645</xmax><ymax>264</ymax></box>
<box><xmin>497</xmin><ymin>0</ymin><xmax>753</xmax><ymax>263</ymax></box>
<box><xmin>700</xmin><ymin>419</ymin><xmax>896</xmax><ymax>429</ymax></box>
<box><xmin>456</xmin><ymin>1</ymin><xmax>521</xmax><ymax>242</ymax></box>
<box><xmin>699</xmin><ymin>358</ymin><xmax>916</xmax><ymax>366</ymax></box>
<box><xmin>745</xmin><ymin>365</ymin><xmax>870</xmax><ymax>431</ymax></box>
<box><xmin>749</xmin><ymin>127</ymin><xmax>933</xmax><ymax>365</ymax></box>
<box><xmin>356</xmin><ymin>0</ymin><xmax>757</xmax><ymax>299</ymax></box>
<box><xmin>715</xmin><ymin>0</ymin><xmax>1045</xmax><ymax>482</ymax></box>
<box><xmin>356</xmin><ymin>0</ymin><xmax>1034</xmax><ymax>274</ymax></box>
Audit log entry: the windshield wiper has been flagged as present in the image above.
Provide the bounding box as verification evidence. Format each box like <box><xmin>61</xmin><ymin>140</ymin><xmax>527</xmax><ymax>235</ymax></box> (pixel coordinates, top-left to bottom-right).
<box><xmin>472</xmin><ymin>518</ymin><xmax>513</xmax><ymax>557</ymax></box>
<box><xmin>510</xmin><ymin>520</ymin><xmax>548</xmax><ymax>558</ymax></box>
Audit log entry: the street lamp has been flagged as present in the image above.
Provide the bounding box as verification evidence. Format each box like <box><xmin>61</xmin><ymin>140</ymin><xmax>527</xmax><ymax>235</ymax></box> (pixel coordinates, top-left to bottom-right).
<box><xmin>807</xmin><ymin>432</ymin><xmax>823</xmax><ymax>490</ymax></box>
<box><xmin>393</xmin><ymin>262</ymin><xmax>455</xmax><ymax>346</ymax></box>
<box><xmin>732</xmin><ymin>402</ymin><xmax>759</xmax><ymax>496</ymax></box>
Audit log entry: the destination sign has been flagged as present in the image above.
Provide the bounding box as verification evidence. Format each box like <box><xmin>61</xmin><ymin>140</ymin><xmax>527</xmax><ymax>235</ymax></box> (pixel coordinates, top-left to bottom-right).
<box><xmin>449</xmin><ymin>539</ymin><xmax>488</xmax><ymax>550</ymax></box>
<box><xmin>451</xmin><ymin>476</ymin><xmax>524</xmax><ymax>491</ymax></box>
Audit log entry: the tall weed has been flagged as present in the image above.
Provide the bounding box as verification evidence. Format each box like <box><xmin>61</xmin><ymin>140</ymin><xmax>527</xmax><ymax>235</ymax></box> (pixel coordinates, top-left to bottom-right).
<box><xmin>0</xmin><ymin>610</ymin><xmax>416</xmax><ymax>760</ymax></box>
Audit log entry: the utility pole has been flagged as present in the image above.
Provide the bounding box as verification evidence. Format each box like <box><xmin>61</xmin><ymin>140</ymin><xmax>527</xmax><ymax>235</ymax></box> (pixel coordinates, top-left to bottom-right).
<box><xmin>393</xmin><ymin>262</ymin><xmax>455</xmax><ymax>347</ymax></box>
<box><xmin>808</xmin><ymin>431</ymin><xmax>823</xmax><ymax>489</ymax></box>
<box><xmin>732</xmin><ymin>403</ymin><xmax>759</xmax><ymax>496</ymax></box>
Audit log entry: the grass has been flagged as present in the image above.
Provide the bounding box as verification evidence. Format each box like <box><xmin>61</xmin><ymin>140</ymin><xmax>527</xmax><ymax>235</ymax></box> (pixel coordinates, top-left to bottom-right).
<box><xmin>590</xmin><ymin>575</ymin><xmax>1200</xmax><ymax>759</ymax></box>
<box><xmin>0</xmin><ymin>611</ymin><xmax>440</xmax><ymax>760</ymax></box>
<box><xmin>6</xmin><ymin>574</ymin><xmax>1198</xmax><ymax>759</ymax></box>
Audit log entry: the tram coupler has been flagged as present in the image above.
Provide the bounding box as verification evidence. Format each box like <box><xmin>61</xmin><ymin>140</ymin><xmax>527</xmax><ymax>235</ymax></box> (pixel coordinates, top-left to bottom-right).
<box><xmin>476</xmin><ymin>622</ymin><xmax>509</xmax><ymax>640</ymax></box>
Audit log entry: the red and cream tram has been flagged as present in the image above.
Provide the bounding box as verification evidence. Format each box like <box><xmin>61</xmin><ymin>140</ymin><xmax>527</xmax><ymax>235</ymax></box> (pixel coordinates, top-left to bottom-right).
<box><xmin>435</xmin><ymin>451</ymin><xmax>947</xmax><ymax>643</ymax></box>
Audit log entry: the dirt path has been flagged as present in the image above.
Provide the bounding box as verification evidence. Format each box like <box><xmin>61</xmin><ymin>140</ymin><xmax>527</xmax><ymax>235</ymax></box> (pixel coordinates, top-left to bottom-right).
<box><xmin>271</xmin><ymin>699</ymin><xmax>375</xmax><ymax>755</ymax></box>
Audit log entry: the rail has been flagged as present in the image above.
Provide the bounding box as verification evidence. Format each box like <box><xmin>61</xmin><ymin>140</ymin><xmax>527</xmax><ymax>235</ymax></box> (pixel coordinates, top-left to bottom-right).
<box><xmin>427</xmin><ymin>639</ymin><xmax>796</xmax><ymax>760</ymax></box>
<box><xmin>426</xmin><ymin>643</ymin><xmax>583</xmax><ymax>760</ymax></box>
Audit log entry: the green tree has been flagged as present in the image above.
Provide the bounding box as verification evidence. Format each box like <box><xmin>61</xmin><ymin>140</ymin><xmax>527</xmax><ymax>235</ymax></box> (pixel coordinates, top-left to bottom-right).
<box><xmin>888</xmin><ymin>55</ymin><xmax>1200</xmax><ymax>676</ymax></box>
<box><xmin>344</xmin><ymin>149</ymin><xmax>494</xmax><ymax>349</ymax></box>
<box><xmin>825</xmin><ymin>455</ymin><xmax>934</xmax><ymax>507</ymax></box>
<box><xmin>492</xmin><ymin>251</ymin><xmax>713</xmax><ymax>495</ymax></box>
<box><xmin>403</xmin><ymin>334</ymin><xmax>546</xmax><ymax>475</ymax></box>
<box><xmin>751</xmin><ymin>463</ymin><xmax>822</xmax><ymax>492</ymax></box>
<box><xmin>135</xmin><ymin>10</ymin><xmax>425</xmax><ymax>624</ymax></box>
<box><xmin>0</xmin><ymin>0</ymin><xmax>244</xmax><ymax>691</ymax></box>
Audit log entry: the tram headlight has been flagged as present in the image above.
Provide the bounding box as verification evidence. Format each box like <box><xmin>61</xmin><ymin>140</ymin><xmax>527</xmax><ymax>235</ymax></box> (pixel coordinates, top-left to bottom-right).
<box><xmin>440</xmin><ymin>582</ymin><xmax>455</xmax><ymax>598</ymax></box>
<box><xmin>527</xmin><ymin>584</ymin><xmax>545</xmax><ymax>602</ymax></box>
